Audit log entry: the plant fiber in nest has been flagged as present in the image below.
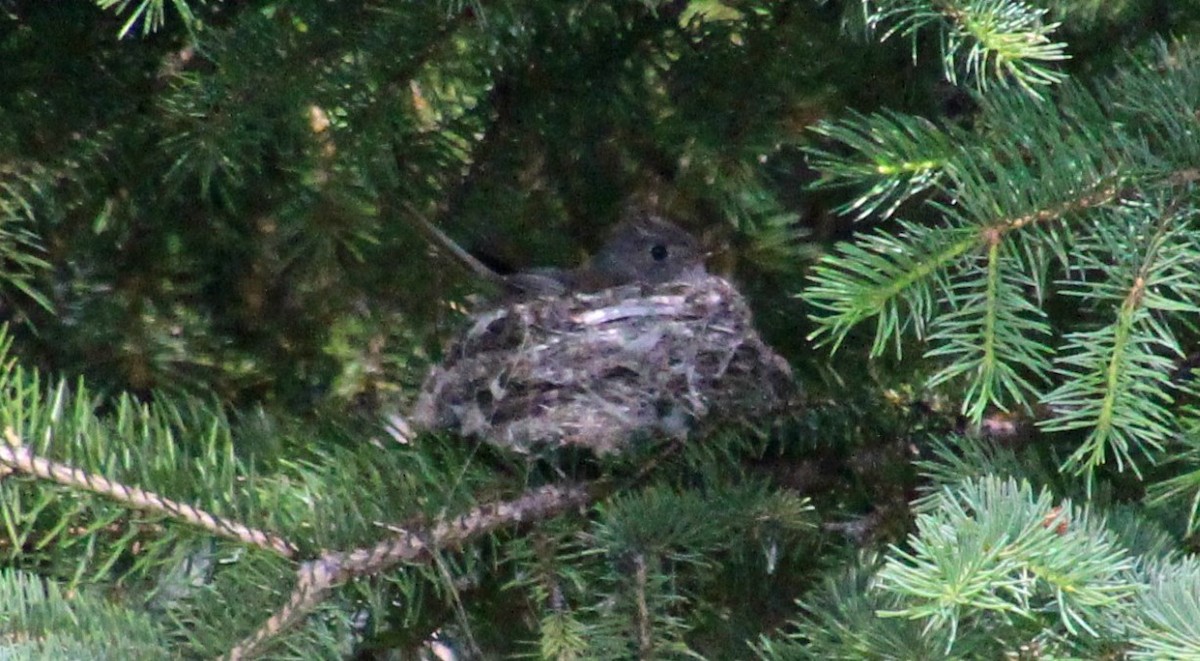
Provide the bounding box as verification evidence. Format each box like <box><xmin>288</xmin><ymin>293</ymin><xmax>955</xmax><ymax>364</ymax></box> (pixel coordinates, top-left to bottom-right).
<box><xmin>413</xmin><ymin>274</ymin><xmax>795</xmax><ymax>454</ymax></box>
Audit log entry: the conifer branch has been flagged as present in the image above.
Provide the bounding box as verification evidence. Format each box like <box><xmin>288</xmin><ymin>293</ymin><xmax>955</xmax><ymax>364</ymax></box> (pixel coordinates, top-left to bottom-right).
<box><xmin>863</xmin><ymin>0</ymin><xmax>1069</xmax><ymax>93</ymax></box>
<box><xmin>808</xmin><ymin>111</ymin><xmax>956</xmax><ymax>221</ymax></box>
<box><xmin>633</xmin><ymin>552</ymin><xmax>653</xmax><ymax>659</ymax></box>
<box><xmin>1147</xmin><ymin>457</ymin><xmax>1200</xmax><ymax>536</ymax></box>
<box><xmin>997</xmin><ymin>167</ymin><xmax>1200</xmax><ymax>231</ymax></box>
<box><xmin>924</xmin><ymin>235</ymin><xmax>1052</xmax><ymax>419</ymax></box>
<box><xmin>94</xmin><ymin>0</ymin><xmax>198</xmax><ymax>38</ymax></box>
<box><xmin>1130</xmin><ymin>557</ymin><xmax>1200</xmax><ymax>657</ymax></box>
<box><xmin>876</xmin><ymin>476</ymin><xmax>1136</xmax><ymax>651</ymax></box>
<box><xmin>225</xmin><ymin>483</ymin><xmax>595</xmax><ymax>660</ymax></box>
<box><xmin>1040</xmin><ymin>201</ymin><xmax>1200</xmax><ymax>477</ymax></box>
<box><xmin>807</xmin><ymin>107</ymin><xmax>1200</xmax><ymax>421</ymax></box>
<box><xmin>0</xmin><ymin>428</ymin><xmax>297</xmax><ymax>558</ymax></box>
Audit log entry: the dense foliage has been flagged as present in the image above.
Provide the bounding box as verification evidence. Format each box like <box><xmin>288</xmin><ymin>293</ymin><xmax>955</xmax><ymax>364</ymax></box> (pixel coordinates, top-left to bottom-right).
<box><xmin>3</xmin><ymin>0</ymin><xmax>1200</xmax><ymax>658</ymax></box>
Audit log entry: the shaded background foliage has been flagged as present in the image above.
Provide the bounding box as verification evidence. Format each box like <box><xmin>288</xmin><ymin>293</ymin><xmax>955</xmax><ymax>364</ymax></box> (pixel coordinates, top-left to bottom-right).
<box><xmin>4</xmin><ymin>0</ymin><xmax>1200</xmax><ymax>658</ymax></box>
<box><xmin>2</xmin><ymin>2</ymin><xmax>1196</xmax><ymax>407</ymax></box>
<box><xmin>2</xmin><ymin>0</ymin><xmax>878</xmax><ymax>409</ymax></box>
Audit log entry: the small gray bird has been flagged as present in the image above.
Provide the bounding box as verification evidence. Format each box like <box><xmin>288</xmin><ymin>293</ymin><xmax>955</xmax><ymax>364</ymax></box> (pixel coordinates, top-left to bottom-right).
<box><xmin>408</xmin><ymin>206</ymin><xmax>706</xmax><ymax>297</ymax></box>
<box><xmin>410</xmin><ymin>204</ymin><xmax>796</xmax><ymax>456</ymax></box>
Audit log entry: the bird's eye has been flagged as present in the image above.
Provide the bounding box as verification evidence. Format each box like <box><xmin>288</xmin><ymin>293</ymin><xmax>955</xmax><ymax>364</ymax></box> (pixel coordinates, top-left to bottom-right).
<box><xmin>650</xmin><ymin>244</ymin><xmax>668</xmax><ymax>261</ymax></box>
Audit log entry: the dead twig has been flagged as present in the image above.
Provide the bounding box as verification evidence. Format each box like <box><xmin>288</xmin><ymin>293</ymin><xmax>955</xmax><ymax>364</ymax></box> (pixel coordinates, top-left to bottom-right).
<box><xmin>0</xmin><ymin>428</ymin><xmax>296</xmax><ymax>557</ymax></box>
<box><xmin>224</xmin><ymin>482</ymin><xmax>595</xmax><ymax>660</ymax></box>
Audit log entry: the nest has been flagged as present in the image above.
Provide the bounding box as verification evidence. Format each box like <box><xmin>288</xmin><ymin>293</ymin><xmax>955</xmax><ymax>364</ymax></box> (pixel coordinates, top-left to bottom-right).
<box><xmin>412</xmin><ymin>274</ymin><xmax>795</xmax><ymax>454</ymax></box>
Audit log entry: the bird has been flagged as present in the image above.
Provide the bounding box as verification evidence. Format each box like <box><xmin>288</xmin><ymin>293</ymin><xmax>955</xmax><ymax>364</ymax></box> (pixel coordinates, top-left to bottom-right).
<box><xmin>408</xmin><ymin>204</ymin><xmax>797</xmax><ymax>455</ymax></box>
<box><xmin>406</xmin><ymin>204</ymin><xmax>706</xmax><ymax>298</ymax></box>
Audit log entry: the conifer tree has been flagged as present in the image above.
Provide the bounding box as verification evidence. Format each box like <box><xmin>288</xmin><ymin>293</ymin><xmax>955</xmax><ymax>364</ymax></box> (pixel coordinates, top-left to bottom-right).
<box><xmin>1</xmin><ymin>0</ymin><xmax>1200</xmax><ymax>658</ymax></box>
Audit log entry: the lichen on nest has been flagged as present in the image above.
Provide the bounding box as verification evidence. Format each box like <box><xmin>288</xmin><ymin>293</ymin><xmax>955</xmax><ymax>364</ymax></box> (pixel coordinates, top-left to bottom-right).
<box><xmin>412</xmin><ymin>274</ymin><xmax>795</xmax><ymax>454</ymax></box>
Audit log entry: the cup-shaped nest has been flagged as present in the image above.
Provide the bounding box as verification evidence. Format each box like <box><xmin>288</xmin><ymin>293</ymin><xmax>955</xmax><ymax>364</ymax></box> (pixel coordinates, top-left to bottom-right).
<box><xmin>413</xmin><ymin>274</ymin><xmax>795</xmax><ymax>454</ymax></box>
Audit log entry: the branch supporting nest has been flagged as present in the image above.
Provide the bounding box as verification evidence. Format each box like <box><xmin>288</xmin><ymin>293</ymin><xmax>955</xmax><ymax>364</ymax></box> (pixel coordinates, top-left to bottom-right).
<box><xmin>0</xmin><ymin>429</ymin><xmax>598</xmax><ymax>659</ymax></box>
<box><xmin>224</xmin><ymin>483</ymin><xmax>595</xmax><ymax>660</ymax></box>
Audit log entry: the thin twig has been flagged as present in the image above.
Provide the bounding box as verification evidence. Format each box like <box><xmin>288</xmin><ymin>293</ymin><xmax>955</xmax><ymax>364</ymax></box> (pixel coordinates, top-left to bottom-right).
<box><xmin>401</xmin><ymin>201</ymin><xmax>509</xmax><ymax>287</ymax></box>
<box><xmin>224</xmin><ymin>482</ymin><xmax>596</xmax><ymax>660</ymax></box>
<box><xmin>1003</xmin><ymin>166</ymin><xmax>1200</xmax><ymax>232</ymax></box>
<box><xmin>0</xmin><ymin>428</ymin><xmax>296</xmax><ymax>557</ymax></box>
<box><xmin>634</xmin><ymin>552</ymin><xmax>653</xmax><ymax>659</ymax></box>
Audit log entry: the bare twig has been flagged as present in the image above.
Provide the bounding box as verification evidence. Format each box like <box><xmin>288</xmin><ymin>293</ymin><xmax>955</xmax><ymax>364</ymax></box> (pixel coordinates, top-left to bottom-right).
<box><xmin>401</xmin><ymin>201</ymin><xmax>509</xmax><ymax>287</ymax></box>
<box><xmin>224</xmin><ymin>482</ymin><xmax>595</xmax><ymax>660</ymax></box>
<box><xmin>0</xmin><ymin>428</ymin><xmax>297</xmax><ymax>557</ymax></box>
<box><xmin>633</xmin><ymin>552</ymin><xmax>653</xmax><ymax>659</ymax></box>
